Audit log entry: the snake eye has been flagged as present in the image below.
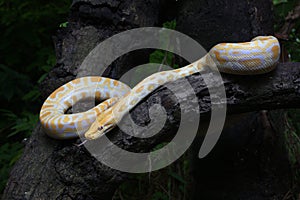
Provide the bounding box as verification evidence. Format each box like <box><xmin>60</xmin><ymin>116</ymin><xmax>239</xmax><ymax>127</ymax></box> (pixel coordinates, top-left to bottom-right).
<box><xmin>98</xmin><ymin>126</ymin><xmax>104</xmax><ymax>131</ymax></box>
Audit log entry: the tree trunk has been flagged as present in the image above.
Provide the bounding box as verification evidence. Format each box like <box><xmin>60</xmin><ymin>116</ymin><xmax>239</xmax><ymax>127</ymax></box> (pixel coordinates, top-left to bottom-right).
<box><xmin>3</xmin><ymin>0</ymin><xmax>299</xmax><ymax>199</ymax></box>
<box><xmin>3</xmin><ymin>0</ymin><xmax>161</xmax><ymax>199</ymax></box>
<box><xmin>176</xmin><ymin>0</ymin><xmax>295</xmax><ymax>199</ymax></box>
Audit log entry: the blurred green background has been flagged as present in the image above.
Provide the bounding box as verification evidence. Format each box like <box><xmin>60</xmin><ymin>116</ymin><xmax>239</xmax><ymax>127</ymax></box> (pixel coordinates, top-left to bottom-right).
<box><xmin>0</xmin><ymin>0</ymin><xmax>299</xmax><ymax>198</ymax></box>
<box><xmin>0</xmin><ymin>0</ymin><xmax>71</xmax><ymax>192</ymax></box>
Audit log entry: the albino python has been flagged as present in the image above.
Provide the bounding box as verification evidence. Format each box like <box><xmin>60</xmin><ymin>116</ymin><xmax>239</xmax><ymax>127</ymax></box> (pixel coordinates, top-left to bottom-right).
<box><xmin>40</xmin><ymin>36</ymin><xmax>280</xmax><ymax>140</ymax></box>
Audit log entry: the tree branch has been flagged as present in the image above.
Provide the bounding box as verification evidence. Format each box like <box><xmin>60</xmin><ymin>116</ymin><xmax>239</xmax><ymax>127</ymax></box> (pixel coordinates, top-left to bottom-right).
<box><xmin>3</xmin><ymin>0</ymin><xmax>299</xmax><ymax>198</ymax></box>
<box><xmin>3</xmin><ymin>62</ymin><xmax>299</xmax><ymax>199</ymax></box>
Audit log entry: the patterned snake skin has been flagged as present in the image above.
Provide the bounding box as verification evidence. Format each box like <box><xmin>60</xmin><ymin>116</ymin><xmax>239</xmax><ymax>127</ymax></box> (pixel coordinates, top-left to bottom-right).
<box><xmin>39</xmin><ymin>36</ymin><xmax>280</xmax><ymax>140</ymax></box>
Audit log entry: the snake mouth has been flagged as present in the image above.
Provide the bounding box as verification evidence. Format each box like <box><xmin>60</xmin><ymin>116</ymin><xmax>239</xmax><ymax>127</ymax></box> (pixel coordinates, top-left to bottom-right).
<box><xmin>92</xmin><ymin>124</ymin><xmax>115</xmax><ymax>139</ymax></box>
<box><xmin>85</xmin><ymin>123</ymin><xmax>116</xmax><ymax>140</ymax></box>
<box><xmin>100</xmin><ymin>124</ymin><xmax>115</xmax><ymax>135</ymax></box>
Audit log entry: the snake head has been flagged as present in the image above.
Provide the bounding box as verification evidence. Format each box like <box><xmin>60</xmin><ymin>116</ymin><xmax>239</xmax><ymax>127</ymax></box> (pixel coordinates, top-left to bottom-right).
<box><xmin>84</xmin><ymin>108</ymin><xmax>116</xmax><ymax>140</ymax></box>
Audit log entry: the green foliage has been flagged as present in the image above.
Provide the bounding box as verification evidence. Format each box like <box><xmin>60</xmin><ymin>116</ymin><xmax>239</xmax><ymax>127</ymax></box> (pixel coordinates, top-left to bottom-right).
<box><xmin>284</xmin><ymin>28</ymin><xmax>300</xmax><ymax>62</ymax></box>
<box><xmin>273</xmin><ymin>0</ymin><xmax>288</xmax><ymax>6</ymax></box>
<box><xmin>0</xmin><ymin>0</ymin><xmax>70</xmax><ymax>106</ymax></box>
<box><xmin>0</xmin><ymin>142</ymin><xmax>23</xmax><ymax>192</ymax></box>
<box><xmin>273</xmin><ymin>0</ymin><xmax>300</xmax><ymax>193</ymax></box>
<box><xmin>0</xmin><ymin>64</ymin><xmax>30</xmax><ymax>101</ymax></box>
<box><xmin>284</xmin><ymin>110</ymin><xmax>300</xmax><ymax>184</ymax></box>
<box><xmin>59</xmin><ymin>21</ymin><xmax>69</xmax><ymax>28</ymax></box>
<box><xmin>0</xmin><ymin>0</ymin><xmax>70</xmax><ymax>130</ymax></box>
<box><xmin>115</xmin><ymin>4</ymin><xmax>300</xmax><ymax>197</ymax></box>
<box><xmin>0</xmin><ymin>0</ymin><xmax>70</xmax><ymax>194</ymax></box>
<box><xmin>1</xmin><ymin>109</ymin><xmax>38</xmax><ymax>137</ymax></box>
<box><xmin>113</xmin><ymin>156</ymin><xmax>190</xmax><ymax>200</ymax></box>
<box><xmin>130</xmin><ymin>20</ymin><xmax>178</xmax><ymax>86</ymax></box>
<box><xmin>162</xmin><ymin>20</ymin><xmax>176</xmax><ymax>30</ymax></box>
<box><xmin>273</xmin><ymin>0</ymin><xmax>300</xmax><ymax>61</ymax></box>
<box><xmin>149</xmin><ymin>20</ymin><xmax>178</xmax><ymax>68</ymax></box>
<box><xmin>287</xmin><ymin>110</ymin><xmax>300</xmax><ymax>133</ymax></box>
<box><xmin>168</xmin><ymin>171</ymin><xmax>186</xmax><ymax>185</ymax></box>
<box><xmin>151</xmin><ymin>192</ymin><xmax>169</xmax><ymax>200</ymax></box>
<box><xmin>0</xmin><ymin>0</ymin><xmax>299</xmax><ymax>197</ymax></box>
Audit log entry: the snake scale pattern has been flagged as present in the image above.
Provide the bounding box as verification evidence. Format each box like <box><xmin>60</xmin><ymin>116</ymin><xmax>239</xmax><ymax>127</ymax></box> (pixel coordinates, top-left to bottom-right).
<box><xmin>40</xmin><ymin>36</ymin><xmax>280</xmax><ymax>140</ymax></box>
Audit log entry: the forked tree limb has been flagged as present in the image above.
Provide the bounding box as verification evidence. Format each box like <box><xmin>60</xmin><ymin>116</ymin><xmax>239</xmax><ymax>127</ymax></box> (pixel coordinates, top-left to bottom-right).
<box><xmin>2</xmin><ymin>61</ymin><xmax>299</xmax><ymax>199</ymax></box>
<box><xmin>217</xmin><ymin>62</ymin><xmax>300</xmax><ymax>112</ymax></box>
<box><xmin>3</xmin><ymin>0</ymin><xmax>299</xmax><ymax>198</ymax></box>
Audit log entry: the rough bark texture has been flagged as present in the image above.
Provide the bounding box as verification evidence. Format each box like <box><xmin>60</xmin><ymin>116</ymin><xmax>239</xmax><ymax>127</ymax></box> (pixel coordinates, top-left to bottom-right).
<box><xmin>177</xmin><ymin>0</ymin><xmax>274</xmax><ymax>49</ymax></box>
<box><xmin>175</xmin><ymin>1</ymin><xmax>298</xmax><ymax>199</ymax></box>
<box><xmin>3</xmin><ymin>63</ymin><xmax>300</xmax><ymax>199</ymax></box>
<box><xmin>3</xmin><ymin>0</ymin><xmax>299</xmax><ymax>199</ymax></box>
<box><xmin>4</xmin><ymin>0</ymin><xmax>161</xmax><ymax>199</ymax></box>
<box><xmin>40</xmin><ymin>0</ymin><xmax>160</xmax><ymax>99</ymax></box>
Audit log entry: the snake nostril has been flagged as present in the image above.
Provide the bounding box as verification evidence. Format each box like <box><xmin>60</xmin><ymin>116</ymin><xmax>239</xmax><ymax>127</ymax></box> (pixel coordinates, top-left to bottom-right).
<box><xmin>98</xmin><ymin>126</ymin><xmax>104</xmax><ymax>131</ymax></box>
<box><xmin>40</xmin><ymin>37</ymin><xmax>279</xmax><ymax>140</ymax></box>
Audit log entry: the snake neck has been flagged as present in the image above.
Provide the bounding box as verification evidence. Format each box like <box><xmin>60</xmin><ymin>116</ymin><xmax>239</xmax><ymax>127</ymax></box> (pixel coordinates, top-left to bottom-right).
<box><xmin>84</xmin><ymin>36</ymin><xmax>280</xmax><ymax>140</ymax></box>
<box><xmin>108</xmin><ymin>56</ymin><xmax>209</xmax><ymax>121</ymax></box>
<box><xmin>84</xmin><ymin>56</ymin><xmax>209</xmax><ymax>140</ymax></box>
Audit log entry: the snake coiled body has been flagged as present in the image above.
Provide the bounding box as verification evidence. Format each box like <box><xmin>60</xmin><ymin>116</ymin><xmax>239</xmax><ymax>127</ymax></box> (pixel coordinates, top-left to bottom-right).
<box><xmin>40</xmin><ymin>36</ymin><xmax>280</xmax><ymax>140</ymax></box>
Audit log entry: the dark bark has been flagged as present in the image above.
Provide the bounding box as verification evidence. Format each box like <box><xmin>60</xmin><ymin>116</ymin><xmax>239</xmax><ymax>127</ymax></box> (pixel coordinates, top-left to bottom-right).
<box><xmin>3</xmin><ymin>0</ymin><xmax>299</xmax><ymax>199</ymax></box>
<box><xmin>40</xmin><ymin>0</ymin><xmax>160</xmax><ymax>100</ymax></box>
<box><xmin>3</xmin><ymin>0</ymin><xmax>161</xmax><ymax>199</ymax></box>
<box><xmin>176</xmin><ymin>0</ymin><xmax>274</xmax><ymax>49</ymax></box>
<box><xmin>175</xmin><ymin>1</ymin><xmax>296</xmax><ymax>199</ymax></box>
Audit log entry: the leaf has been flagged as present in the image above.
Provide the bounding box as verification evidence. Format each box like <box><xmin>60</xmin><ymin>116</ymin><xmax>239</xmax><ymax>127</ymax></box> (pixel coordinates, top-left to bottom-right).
<box><xmin>59</xmin><ymin>21</ymin><xmax>68</xmax><ymax>27</ymax></box>
<box><xmin>0</xmin><ymin>109</ymin><xmax>18</xmax><ymax>120</ymax></box>
<box><xmin>22</xmin><ymin>87</ymin><xmax>40</xmax><ymax>101</ymax></box>
<box><xmin>149</xmin><ymin>50</ymin><xmax>165</xmax><ymax>63</ymax></box>
<box><xmin>0</xmin><ymin>142</ymin><xmax>23</xmax><ymax>192</ymax></box>
<box><xmin>0</xmin><ymin>64</ymin><xmax>30</xmax><ymax>101</ymax></box>
<box><xmin>151</xmin><ymin>191</ymin><xmax>168</xmax><ymax>200</ymax></box>
<box><xmin>163</xmin><ymin>20</ymin><xmax>176</xmax><ymax>30</ymax></box>
<box><xmin>168</xmin><ymin>171</ymin><xmax>187</xmax><ymax>185</ymax></box>
<box><xmin>273</xmin><ymin>0</ymin><xmax>288</xmax><ymax>5</ymax></box>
